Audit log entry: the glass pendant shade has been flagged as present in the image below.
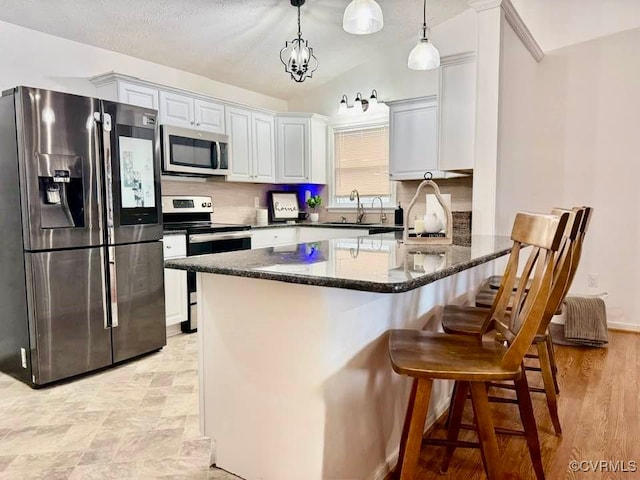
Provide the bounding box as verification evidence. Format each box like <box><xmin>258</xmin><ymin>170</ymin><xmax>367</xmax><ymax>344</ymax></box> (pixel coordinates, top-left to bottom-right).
<box><xmin>369</xmin><ymin>89</ymin><xmax>378</xmax><ymax>106</ymax></box>
<box><xmin>343</xmin><ymin>0</ymin><xmax>384</xmax><ymax>35</ymax></box>
<box><xmin>408</xmin><ymin>39</ymin><xmax>440</xmax><ymax>70</ymax></box>
<box><xmin>338</xmin><ymin>95</ymin><xmax>348</xmax><ymax>113</ymax></box>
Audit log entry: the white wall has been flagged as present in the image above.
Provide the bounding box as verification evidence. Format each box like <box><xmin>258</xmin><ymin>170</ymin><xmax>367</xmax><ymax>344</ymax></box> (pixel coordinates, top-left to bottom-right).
<box><xmin>496</xmin><ymin>15</ymin><xmax>561</xmax><ymax>234</ymax></box>
<box><xmin>0</xmin><ymin>20</ymin><xmax>287</xmax><ymax>111</ymax></box>
<box><xmin>497</xmin><ymin>25</ymin><xmax>640</xmax><ymax>329</ymax></box>
<box><xmin>287</xmin><ymin>9</ymin><xmax>477</xmax><ymax>116</ymax></box>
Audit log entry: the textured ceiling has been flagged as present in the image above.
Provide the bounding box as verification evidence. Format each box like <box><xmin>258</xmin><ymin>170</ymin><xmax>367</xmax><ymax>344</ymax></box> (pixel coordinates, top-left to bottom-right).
<box><xmin>0</xmin><ymin>0</ymin><xmax>469</xmax><ymax>100</ymax></box>
<box><xmin>512</xmin><ymin>0</ymin><xmax>640</xmax><ymax>52</ymax></box>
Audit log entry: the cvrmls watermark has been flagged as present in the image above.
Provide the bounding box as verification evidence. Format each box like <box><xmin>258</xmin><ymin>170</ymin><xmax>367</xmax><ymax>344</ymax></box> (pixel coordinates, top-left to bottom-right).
<box><xmin>568</xmin><ymin>460</ymin><xmax>638</xmax><ymax>473</ymax></box>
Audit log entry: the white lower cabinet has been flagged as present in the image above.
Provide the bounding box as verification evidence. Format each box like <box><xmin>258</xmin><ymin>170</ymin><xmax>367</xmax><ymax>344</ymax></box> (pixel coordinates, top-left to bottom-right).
<box><xmin>251</xmin><ymin>228</ymin><xmax>298</xmax><ymax>249</ymax></box>
<box><xmin>163</xmin><ymin>235</ymin><xmax>188</xmax><ymax>327</ymax></box>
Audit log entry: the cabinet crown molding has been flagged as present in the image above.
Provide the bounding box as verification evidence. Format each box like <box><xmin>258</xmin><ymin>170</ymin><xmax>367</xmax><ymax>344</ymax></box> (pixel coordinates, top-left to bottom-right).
<box><xmin>385</xmin><ymin>95</ymin><xmax>438</xmax><ymax>107</ymax></box>
<box><xmin>441</xmin><ymin>52</ymin><xmax>477</xmax><ymax>67</ymax></box>
<box><xmin>89</xmin><ymin>71</ymin><xmax>280</xmax><ymax>115</ymax></box>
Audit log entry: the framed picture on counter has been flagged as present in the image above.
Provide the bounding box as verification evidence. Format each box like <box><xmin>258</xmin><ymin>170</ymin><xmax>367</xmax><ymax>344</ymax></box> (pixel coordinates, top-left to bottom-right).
<box><xmin>268</xmin><ymin>191</ymin><xmax>300</xmax><ymax>222</ymax></box>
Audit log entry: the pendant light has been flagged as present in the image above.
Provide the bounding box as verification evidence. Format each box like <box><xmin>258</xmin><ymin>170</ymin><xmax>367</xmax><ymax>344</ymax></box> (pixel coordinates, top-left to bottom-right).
<box><xmin>343</xmin><ymin>0</ymin><xmax>384</xmax><ymax>35</ymax></box>
<box><xmin>408</xmin><ymin>0</ymin><xmax>440</xmax><ymax>71</ymax></box>
<box><xmin>280</xmin><ymin>0</ymin><xmax>318</xmax><ymax>83</ymax></box>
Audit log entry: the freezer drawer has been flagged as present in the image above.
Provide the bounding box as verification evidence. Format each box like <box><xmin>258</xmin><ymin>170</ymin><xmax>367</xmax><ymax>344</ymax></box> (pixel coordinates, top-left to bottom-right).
<box><xmin>26</xmin><ymin>248</ymin><xmax>112</xmax><ymax>385</ymax></box>
<box><xmin>111</xmin><ymin>241</ymin><xmax>166</xmax><ymax>363</ymax></box>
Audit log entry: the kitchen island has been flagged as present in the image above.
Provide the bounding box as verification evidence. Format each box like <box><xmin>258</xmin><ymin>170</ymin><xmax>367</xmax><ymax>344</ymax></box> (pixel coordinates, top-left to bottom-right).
<box><xmin>166</xmin><ymin>233</ymin><xmax>511</xmax><ymax>480</ymax></box>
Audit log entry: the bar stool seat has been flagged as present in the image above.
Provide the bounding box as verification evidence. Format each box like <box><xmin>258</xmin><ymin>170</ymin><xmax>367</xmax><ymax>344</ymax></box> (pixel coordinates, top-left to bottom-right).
<box><xmin>390</xmin><ymin>330</ymin><xmax>519</xmax><ymax>380</ymax></box>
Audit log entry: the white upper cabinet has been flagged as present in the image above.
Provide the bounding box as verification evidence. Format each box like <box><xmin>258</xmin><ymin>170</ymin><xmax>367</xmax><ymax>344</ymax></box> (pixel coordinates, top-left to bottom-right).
<box><xmin>226</xmin><ymin>107</ymin><xmax>253</xmax><ymax>180</ymax></box>
<box><xmin>118</xmin><ymin>83</ymin><xmax>159</xmax><ymax>110</ymax></box>
<box><xmin>159</xmin><ymin>91</ymin><xmax>194</xmax><ymax>128</ymax></box>
<box><xmin>226</xmin><ymin>107</ymin><xmax>276</xmax><ymax>183</ymax></box>
<box><xmin>92</xmin><ymin>74</ymin><xmax>159</xmax><ymax>109</ymax></box>
<box><xmin>388</xmin><ymin>96</ymin><xmax>439</xmax><ymax>180</ymax></box>
<box><xmin>252</xmin><ymin>112</ymin><xmax>276</xmax><ymax>182</ymax></box>
<box><xmin>194</xmin><ymin>99</ymin><xmax>225</xmax><ymax>133</ymax></box>
<box><xmin>160</xmin><ymin>91</ymin><xmax>225</xmax><ymax>134</ymax></box>
<box><xmin>276</xmin><ymin>114</ymin><xmax>327</xmax><ymax>184</ymax></box>
<box><xmin>439</xmin><ymin>55</ymin><xmax>476</xmax><ymax>171</ymax></box>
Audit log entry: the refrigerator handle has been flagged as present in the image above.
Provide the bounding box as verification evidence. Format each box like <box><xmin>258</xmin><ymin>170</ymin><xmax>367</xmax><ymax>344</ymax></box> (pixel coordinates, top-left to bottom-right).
<box><xmin>100</xmin><ymin>247</ymin><xmax>110</xmax><ymax>329</ymax></box>
<box><xmin>108</xmin><ymin>246</ymin><xmax>119</xmax><ymax>328</ymax></box>
<box><xmin>102</xmin><ymin>113</ymin><xmax>115</xmax><ymax>245</ymax></box>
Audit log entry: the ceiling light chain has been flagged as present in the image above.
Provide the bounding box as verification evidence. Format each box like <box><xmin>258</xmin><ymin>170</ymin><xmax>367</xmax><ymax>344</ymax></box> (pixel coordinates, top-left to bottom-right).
<box><xmin>280</xmin><ymin>0</ymin><xmax>318</xmax><ymax>83</ymax></box>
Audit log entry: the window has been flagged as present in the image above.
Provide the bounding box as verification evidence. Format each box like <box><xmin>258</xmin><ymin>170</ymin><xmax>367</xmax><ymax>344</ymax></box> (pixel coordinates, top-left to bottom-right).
<box><xmin>331</xmin><ymin>124</ymin><xmax>393</xmax><ymax>208</ymax></box>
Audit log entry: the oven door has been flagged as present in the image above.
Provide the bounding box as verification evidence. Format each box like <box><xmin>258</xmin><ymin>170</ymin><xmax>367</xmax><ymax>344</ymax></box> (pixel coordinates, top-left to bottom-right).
<box><xmin>162</xmin><ymin>125</ymin><xmax>229</xmax><ymax>176</ymax></box>
<box><xmin>183</xmin><ymin>231</ymin><xmax>252</xmax><ymax>333</ymax></box>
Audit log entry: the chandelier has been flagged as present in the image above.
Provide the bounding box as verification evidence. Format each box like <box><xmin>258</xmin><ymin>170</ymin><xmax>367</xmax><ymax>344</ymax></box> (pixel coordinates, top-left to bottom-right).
<box><xmin>280</xmin><ymin>0</ymin><xmax>318</xmax><ymax>83</ymax></box>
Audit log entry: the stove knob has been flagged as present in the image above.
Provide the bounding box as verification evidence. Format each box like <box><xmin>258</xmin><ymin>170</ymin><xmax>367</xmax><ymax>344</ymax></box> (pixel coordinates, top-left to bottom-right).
<box><xmin>207</xmin><ymin>202</ymin><xmax>212</xmax><ymax>207</ymax></box>
<box><xmin>202</xmin><ymin>202</ymin><xmax>206</xmax><ymax>208</ymax></box>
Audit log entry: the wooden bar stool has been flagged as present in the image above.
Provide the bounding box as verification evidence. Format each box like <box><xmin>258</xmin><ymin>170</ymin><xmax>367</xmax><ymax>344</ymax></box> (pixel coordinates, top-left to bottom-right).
<box><xmin>441</xmin><ymin>207</ymin><xmax>591</xmax><ymax>436</ymax></box>
<box><xmin>389</xmin><ymin>211</ymin><xmax>569</xmax><ymax>480</ymax></box>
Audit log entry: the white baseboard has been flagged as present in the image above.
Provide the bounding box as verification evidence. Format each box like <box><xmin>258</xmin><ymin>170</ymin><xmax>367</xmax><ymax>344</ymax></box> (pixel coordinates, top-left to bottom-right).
<box><xmin>370</xmin><ymin>394</ymin><xmax>452</xmax><ymax>480</ymax></box>
<box><xmin>166</xmin><ymin>323</ymin><xmax>183</xmax><ymax>337</ymax></box>
<box><xmin>608</xmin><ymin>322</ymin><xmax>640</xmax><ymax>333</ymax></box>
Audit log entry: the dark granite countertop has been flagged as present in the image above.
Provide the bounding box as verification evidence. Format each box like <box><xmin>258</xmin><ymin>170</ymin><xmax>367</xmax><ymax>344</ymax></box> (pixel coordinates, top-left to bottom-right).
<box><xmin>163</xmin><ymin>230</ymin><xmax>187</xmax><ymax>236</ymax></box>
<box><xmin>165</xmin><ymin>233</ymin><xmax>512</xmax><ymax>294</ymax></box>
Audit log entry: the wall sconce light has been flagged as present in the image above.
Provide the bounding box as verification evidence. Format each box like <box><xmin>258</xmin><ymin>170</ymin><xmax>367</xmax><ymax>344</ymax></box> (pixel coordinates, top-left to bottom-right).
<box><xmin>338</xmin><ymin>90</ymin><xmax>380</xmax><ymax>113</ymax></box>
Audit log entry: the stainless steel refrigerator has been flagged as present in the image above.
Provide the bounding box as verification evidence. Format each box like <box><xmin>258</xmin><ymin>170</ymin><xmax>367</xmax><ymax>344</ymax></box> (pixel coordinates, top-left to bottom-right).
<box><xmin>0</xmin><ymin>86</ymin><xmax>166</xmax><ymax>386</ymax></box>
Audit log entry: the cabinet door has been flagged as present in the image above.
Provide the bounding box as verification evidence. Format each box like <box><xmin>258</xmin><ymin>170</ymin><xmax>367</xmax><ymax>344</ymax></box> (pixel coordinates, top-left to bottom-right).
<box><xmin>164</xmin><ymin>269</ymin><xmax>188</xmax><ymax>326</ymax></box>
<box><xmin>159</xmin><ymin>91</ymin><xmax>194</xmax><ymax>128</ymax></box>
<box><xmin>251</xmin><ymin>228</ymin><xmax>298</xmax><ymax>249</ymax></box>
<box><xmin>439</xmin><ymin>60</ymin><xmax>476</xmax><ymax>171</ymax></box>
<box><xmin>252</xmin><ymin>112</ymin><xmax>276</xmax><ymax>183</ymax></box>
<box><xmin>226</xmin><ymin>107</ymin><xmax>253</xmax><ymax>181</ymax></box>
<box><xmin>194</xmin><ymin>99</ymin><xmax>225</xmax><ymax>134</ymax></box>
<box><xmin>389</xmin><ymin>99</ymin><xmax>439</xmax><ymax>180</ymax></box>
<box><xmin>276</xmin><ymin>117</ymin><xmax>308</xmax><ymax>183</ymax></box>
<box><xmin>117</xmin><ymin>82</ymin><xmax>159</xmax><ymax>110</ymax></box>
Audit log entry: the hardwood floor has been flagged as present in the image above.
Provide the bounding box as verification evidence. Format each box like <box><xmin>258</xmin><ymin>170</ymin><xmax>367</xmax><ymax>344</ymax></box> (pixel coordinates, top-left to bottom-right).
<box><xmin>411</xmin><ymin>331</ymin><xmax>639</xmax><ymax>479</ymax></box>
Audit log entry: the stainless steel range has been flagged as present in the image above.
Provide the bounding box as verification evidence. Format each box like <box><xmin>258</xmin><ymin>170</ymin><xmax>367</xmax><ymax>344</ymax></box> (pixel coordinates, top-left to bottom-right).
<box><xmin>162</xmin><ymin>195</ymin><xmax>252</xmax><ymax>333</ymax></box>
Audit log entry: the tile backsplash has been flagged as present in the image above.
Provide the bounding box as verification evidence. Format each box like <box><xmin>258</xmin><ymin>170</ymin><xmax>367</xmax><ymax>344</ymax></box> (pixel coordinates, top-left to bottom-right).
<box><xmin>161</xmin><ymin>175</ymin><xmax>473</xmax><ymax>228</ymax></box>
<box><xmin>161</xmin><ymin>177</ymin><xmax>283</xmax><ymax>224</ymax></box>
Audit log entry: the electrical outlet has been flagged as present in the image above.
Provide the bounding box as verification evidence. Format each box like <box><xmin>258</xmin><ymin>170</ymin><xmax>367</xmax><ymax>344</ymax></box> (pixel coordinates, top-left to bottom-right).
<box><xmin>254</xmin><ymin>197</ymin><xmax>260</xmax><ymax>208</ymax></box>
<box><xmin>587</xmin><ymin>273</ymin><xmax>599</xmax><ymax>288</ymax></box>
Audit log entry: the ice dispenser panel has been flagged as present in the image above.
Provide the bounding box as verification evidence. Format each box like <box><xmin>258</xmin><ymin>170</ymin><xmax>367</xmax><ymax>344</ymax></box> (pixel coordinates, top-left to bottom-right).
<box><xmin>36</xmin><ymin>153</ymin><xmax>84</xmax><ymax>229</ymax></box>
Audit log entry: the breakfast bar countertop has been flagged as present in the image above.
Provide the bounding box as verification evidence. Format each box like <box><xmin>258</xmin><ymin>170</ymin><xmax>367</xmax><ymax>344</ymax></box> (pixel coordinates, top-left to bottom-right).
<box><xmin>165</xmin><ymin>233</ymin><xmax>512</xmax><ymax>294</ymax></box>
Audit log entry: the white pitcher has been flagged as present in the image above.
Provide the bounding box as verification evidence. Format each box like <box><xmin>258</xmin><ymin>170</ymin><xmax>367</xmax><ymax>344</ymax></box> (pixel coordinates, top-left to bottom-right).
<box><xmin>423</xmin><ymin>212</ymin><xmax>444</xmax><ymax>233</ymax></box>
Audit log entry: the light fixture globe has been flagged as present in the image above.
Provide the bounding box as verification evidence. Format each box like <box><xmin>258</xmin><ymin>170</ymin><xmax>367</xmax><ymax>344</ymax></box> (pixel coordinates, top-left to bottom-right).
<box><xmin>343</xmin><ymin>0</ymin><xmax>384</xmax><ymax>35</ymax></box>
<box><xmin>408</xmin><ymin>39</ymin><xmax>440</xmax><ymax>70</ymax></box>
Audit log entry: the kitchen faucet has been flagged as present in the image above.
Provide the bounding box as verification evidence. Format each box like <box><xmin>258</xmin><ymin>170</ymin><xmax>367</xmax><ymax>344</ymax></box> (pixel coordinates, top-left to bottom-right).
<box><xmin>371</xmin><ymin>197</ymin><xmax>387</xmax><ymax>224</ymax></box>
<box><xmin>349</xmin><ymin>189</ymin><xmax>366</xmax><ymax>224</ymax></box>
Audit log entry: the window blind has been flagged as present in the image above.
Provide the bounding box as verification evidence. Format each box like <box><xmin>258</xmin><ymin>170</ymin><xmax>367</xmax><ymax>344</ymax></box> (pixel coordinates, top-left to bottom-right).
<box><xmin>334</xmin><ymin>126</ymin><xmax>390</xmax><ymax>198</ymax></box>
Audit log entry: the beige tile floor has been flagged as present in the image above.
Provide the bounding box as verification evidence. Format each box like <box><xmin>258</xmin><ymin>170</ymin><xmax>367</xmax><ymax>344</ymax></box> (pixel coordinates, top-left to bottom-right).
<box><xmin>0</xmin><ymin>334</ymin><xmax>241</xmax><ymax>479</ymax></box>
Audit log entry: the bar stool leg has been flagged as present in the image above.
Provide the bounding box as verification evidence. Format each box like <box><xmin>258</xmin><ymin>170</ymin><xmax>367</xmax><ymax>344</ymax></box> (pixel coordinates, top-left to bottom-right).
<box><xmin>444</xmin><ymin>380</ymin><xmax>459</xmax><ymax>429</ymax></box>
<box><xmin>545</xmin><ymin>335</ymin><xmax>560</xmax><ymax>394</ymax></box>
<box><xmin>514</xmin><ymin>372</ymin><xmax>546</xmax><ymax>480</ymax></box>
<box><xmin>537</xmin><ymin>342</ymin><xmax>562</xmax><ymax>435</ymax></box>
<box><xmin>441</xmin><ymin>381</ymin><xmax>469</xmax><ymax>473</ymax></box>
<box><xmin>469</xmin><ymin>382</ymin><xmax>503</xmax><ymax>480</ymax></box>
<box><xmin>397</xmin><ymin>378</ymin><xmax>433</xmax><ymax>480</ymax></box>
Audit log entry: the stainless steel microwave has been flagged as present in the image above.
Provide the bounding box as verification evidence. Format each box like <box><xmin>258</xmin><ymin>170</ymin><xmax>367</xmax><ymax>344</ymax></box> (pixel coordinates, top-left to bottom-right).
<box><xmin>161</xmin><ymin>125</ymin><xmax>229</xmax><ymax>176</ymax></box>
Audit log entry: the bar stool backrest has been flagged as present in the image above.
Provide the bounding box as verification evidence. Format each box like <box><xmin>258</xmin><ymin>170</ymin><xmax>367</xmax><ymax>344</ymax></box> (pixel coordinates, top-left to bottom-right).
<box><xmin>482</xmin><ymin>211</ymin><xmax>569</xmax><ymax>371</ymax></box>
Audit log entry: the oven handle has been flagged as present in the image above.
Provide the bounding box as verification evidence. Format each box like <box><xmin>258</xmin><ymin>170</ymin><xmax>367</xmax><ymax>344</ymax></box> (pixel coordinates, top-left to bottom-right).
<box><xmin>189</xmin><ymin>232</ymin><xmax>253</xmax><ymax>244</ymax></box>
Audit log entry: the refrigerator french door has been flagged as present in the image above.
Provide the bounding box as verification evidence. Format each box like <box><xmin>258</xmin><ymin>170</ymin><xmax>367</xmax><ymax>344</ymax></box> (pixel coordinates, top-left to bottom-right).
<box><xmin>5</xmin><ymin>87</ymin><xmax>165</xmax><ymax>385</ymax></box>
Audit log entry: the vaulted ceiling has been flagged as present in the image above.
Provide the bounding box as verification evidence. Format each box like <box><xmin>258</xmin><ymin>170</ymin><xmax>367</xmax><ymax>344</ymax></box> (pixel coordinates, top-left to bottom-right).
<box><xmin>0</xmin><ymin>0</ymin><xmax>469</xmax><ymax>100</ymax></box>
<box><xmin>2</xmin><ymin>1</ymin><xmax>639</xmax><ymax>101</ymax></box>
